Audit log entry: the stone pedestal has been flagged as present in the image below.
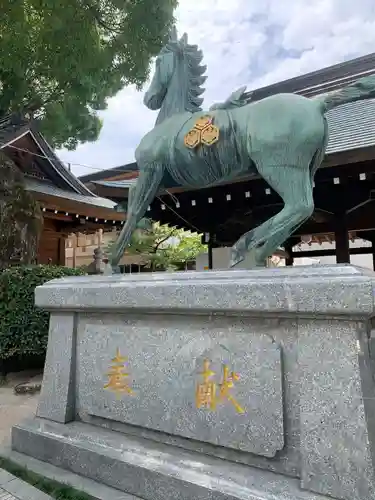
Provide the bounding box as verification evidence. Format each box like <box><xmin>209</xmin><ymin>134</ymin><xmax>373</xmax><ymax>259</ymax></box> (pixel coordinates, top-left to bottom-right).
<box><xmin>12</xmin><ymin>265</ymin><xmax>375</xmax><ymax>500</ymax></box>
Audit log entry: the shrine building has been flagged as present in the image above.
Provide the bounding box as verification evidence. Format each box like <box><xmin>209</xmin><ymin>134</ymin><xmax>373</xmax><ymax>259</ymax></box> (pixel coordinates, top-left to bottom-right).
<box><xmin>0</xmin><ymin>114</ymin><xmax>125</xmax><ymax>266</ymax></box>
<box><xmin>79</xmin><ymin>52</ymin><xmax>375</xmax><ymax>270</ymax></box>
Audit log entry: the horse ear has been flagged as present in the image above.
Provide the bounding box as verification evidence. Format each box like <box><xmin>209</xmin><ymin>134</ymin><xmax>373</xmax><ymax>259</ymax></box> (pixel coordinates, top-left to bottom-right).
<box><xmin>169</xmin><ymin>25</ymin><xmax>178</xmax><ymax>42</ymax></box>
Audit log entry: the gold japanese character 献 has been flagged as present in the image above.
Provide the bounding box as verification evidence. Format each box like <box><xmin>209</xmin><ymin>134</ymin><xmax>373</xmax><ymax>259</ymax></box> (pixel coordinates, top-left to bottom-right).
<box><xmin>104</xmin><ymin>348</ymin><xmax>133</xmax><ymax>398</ymax></box>
<box><xmin>195</xmin><ymin>359</ymin><xmax>217</xmax><ymax>410</ymax></box>
<box><xmin>195</xmin><ymin>359</ymin><xmax>245</xmax><ymax>414</ymax></box>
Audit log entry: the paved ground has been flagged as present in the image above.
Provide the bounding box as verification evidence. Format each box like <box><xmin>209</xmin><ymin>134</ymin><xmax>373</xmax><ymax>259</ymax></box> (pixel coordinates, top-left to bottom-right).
<box><xmin>0</xmin><ymin>385</ymin><xmax>38</xmax><ymax>448</ymax></box>
<box><xmin>0</xmin><ymin>468</ymin><xmax>52</xmax><ymax>500</ymax></box>
<box><xmin>0</xmin><ymin>381</ymin><xmax>50</xmax><ymax>499</ymax></box>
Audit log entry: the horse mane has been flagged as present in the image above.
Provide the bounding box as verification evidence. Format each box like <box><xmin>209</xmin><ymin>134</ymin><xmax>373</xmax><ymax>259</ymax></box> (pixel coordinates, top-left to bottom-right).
<box><xmin>161</xmin><ymin>31</ymin><xmax>207</xmax><ymax>113</ymax></box>
<box><xmin>209</xmin><ymin>86</ymin><xmax>252</xmax><ymax>111</ymax></box>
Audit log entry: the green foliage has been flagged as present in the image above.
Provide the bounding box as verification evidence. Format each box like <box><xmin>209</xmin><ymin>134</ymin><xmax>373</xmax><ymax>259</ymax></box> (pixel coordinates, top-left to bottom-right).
<box><xmin>0</xmin><ymin>456</ymin><xmax>93</xmax><ymax>500</ymax></box>
<box><xmin>107</xmin><ymin>222</ymin><xmax>207</xmax><ymax>271</ymax></box>
<box><xmin>0</xmin><ymin>151</ymin><xmax>43</xmax><ymax>270</ymax></box>
<box><xmin>0</xmin><ymin>265</ymin><xmax>84</xmax><ymax>361</ymax></box>
<box><xmin>0</xmin><ymin>0</ymin><xmax>177</xmax><ymax>149</ymax></box>
<box><xmin>162</xmin><ymin>231</ymin><xmax>207</xmax><ymax>270</ymax></box>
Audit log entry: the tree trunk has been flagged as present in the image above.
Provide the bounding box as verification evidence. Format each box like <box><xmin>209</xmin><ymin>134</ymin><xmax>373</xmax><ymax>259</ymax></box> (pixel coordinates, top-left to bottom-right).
<box><xmin>0</xmin><ymin>151</ymin><xmax>43</xmax><ymax>270</ymax></box>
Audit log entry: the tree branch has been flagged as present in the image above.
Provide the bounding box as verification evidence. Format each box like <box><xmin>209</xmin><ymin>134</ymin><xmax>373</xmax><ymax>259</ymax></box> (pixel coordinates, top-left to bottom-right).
<box><xmin>22</xmin><ymin>84</ymin><xmax>66</xmax><ymax>114</ymax></box>
<box><xmin>80</xmin><ymin>0</ymin><xmax>124</xmax><ymax>34</ymax></box>
<box><xmin>153</xmin><ymin>230</ymin><xmax>176</xmax><ymax>252</ymax></box>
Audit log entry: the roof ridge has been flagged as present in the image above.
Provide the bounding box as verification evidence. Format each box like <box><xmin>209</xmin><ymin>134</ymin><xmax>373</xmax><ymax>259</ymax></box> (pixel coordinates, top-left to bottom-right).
<box><xmin>29</xmin><ymin>128</ymin><xmax>99</xmax><ymax>197</ymax></box>
<box><xmin>245</xmin><ymin>52</ymin><xmax>375</xmax><ymax>101</ymax></box>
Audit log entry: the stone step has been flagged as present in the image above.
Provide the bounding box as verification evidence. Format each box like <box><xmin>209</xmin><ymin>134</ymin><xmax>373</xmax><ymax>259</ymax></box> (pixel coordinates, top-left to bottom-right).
<box><xmin>12</xmin><ymin>418</ymin><xmax>329</xmax><ymax>500</ymax></box>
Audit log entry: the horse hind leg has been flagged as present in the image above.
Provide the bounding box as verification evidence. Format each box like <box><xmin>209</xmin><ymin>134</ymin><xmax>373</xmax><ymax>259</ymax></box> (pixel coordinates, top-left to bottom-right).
<box><xmin>230</xmin><ymin>164</ymin><xmax>314</xmax><ymax>268</ymax></box>
<box><xmin>111</xmin><ymin>162</ymin><xmax>164</xmax><ymax>268</ymax></box>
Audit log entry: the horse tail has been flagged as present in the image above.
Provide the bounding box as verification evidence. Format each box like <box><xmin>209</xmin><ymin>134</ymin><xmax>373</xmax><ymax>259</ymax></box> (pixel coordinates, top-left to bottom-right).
<box><xmin>111</xmin><ymin>162</ymin><xmax>164</xmax><ymax>268</ymax></box>
<box><xmin>316</xmin><ymin>74</ymin><xmax>375</xmax><ymax>113</ymax></box>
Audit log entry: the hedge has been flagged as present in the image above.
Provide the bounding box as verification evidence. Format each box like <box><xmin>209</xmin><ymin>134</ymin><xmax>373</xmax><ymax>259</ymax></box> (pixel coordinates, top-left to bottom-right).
<box><xmin>0</xmin><ymin>265</ymin><xmax>85</xmax><ymax>366</ymax></box>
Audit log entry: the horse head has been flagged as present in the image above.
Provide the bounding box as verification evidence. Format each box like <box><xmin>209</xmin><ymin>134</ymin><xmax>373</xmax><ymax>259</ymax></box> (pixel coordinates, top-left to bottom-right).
<box><xmin>144</xmin><ymin>28</ymin><xmax>207</xmax><ymax>124</ymax></box>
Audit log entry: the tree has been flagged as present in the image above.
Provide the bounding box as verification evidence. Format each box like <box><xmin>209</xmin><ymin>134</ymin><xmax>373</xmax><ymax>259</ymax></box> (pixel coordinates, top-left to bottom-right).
<box><xmin>106</xmin><ymin>222</ymin><xmax>207</xmax><ymax>271</ymax></box>
<box><xmin>0</xmin><ymin>0</ymin><xmax>177</xmax><ymax>149</ymax></box>
<box><xmin>163</xmin><ymin>231</ymin><xmax>208</xmax><ymax>270</ymax></box>
<box><xmin>0</xmin><ymin>152</ymin><xmax>43</xmax><ymax>270</ymax></box>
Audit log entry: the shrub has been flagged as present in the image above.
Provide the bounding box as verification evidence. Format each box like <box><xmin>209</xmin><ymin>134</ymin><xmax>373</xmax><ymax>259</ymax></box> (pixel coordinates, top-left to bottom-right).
<box><xmin>0</xmin><ymin>265</ymin><xmax>85</xmax><ymax>364</ymax></box>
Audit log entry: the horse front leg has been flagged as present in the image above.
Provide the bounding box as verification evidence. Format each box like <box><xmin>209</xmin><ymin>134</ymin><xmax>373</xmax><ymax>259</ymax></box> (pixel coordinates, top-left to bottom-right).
<box><xmin>111</xmin><ymin>162</ymin><xmax>164</xmax><ymax>268</ymax></box>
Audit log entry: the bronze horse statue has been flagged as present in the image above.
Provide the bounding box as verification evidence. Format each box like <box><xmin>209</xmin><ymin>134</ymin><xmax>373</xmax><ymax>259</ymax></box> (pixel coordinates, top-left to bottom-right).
<box><xmin>111</xmin><ymin>29</ymin><xmax>375</xmax><ymax>268</ymax></box>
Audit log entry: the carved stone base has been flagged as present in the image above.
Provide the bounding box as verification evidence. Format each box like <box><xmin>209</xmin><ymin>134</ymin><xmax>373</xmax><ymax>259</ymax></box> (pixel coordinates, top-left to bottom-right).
<box><xmin>12</xmin><ymin>266</ymin><xmax>375</xmax><ymax>500</ymax></box>
<box><xmin>13</xmin><ymin>418</ymin><xmax>329</xmax><ymax>500</ymax></box>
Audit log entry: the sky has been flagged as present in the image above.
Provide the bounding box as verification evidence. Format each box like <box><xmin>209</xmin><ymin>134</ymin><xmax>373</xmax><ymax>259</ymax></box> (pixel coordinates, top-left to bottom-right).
<box><xmin>60</xmin><ymin>0</ymin><xmax>375</xmax><ymax>178</ymax></box>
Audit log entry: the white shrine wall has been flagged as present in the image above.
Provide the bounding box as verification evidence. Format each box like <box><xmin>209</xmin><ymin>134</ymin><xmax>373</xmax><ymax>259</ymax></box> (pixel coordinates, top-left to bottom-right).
<box><xmin>195</xmin><ymin>238</ymin><xmax>374</xmax><ymax>270</ymax></box>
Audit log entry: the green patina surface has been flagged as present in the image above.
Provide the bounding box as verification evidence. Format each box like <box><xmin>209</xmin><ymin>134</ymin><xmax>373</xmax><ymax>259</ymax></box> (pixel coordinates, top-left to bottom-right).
<box><xmin>111</xmin><ymin>28</ymin><xmax>375</xmax><ymax>269</ymax></box>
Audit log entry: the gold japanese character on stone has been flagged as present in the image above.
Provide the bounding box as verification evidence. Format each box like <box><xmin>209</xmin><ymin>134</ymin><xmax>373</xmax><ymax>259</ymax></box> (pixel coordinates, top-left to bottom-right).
<box><xmin>104</xmin><ymin>348</ymin><xmax>133</xmax><ymax>398</ymax></box>
<box><xmin>195</xmin><ymin>359</ymin><xmax>245</xmax><ymax>414</ymax></box>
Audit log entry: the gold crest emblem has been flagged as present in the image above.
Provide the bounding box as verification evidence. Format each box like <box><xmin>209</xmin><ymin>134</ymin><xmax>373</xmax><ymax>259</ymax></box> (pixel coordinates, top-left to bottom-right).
<box><xmin>193</xmin><ymin>115</ymin><xmax>213</xmax><ymax>130</ymax></box>
<box><xmin>184</xmin><ymin>128</ymin><xmax>201</xmax><ymax>149</ymax></box>
<box><xmin>183</xmin><ymin>115</ymin><xmax>219</xmax><ymax>149</ymax></box>
<box><xmin>201</xmin><ymin>125</ymin><xmax>219</xmax><ymax>146</ymax></box>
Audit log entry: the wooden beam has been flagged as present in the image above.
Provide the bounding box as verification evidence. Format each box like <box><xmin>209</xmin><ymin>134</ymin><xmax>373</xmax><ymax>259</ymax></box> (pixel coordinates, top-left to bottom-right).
<box><xmin>43</xmin><ymin>211</ymin><xmax>73</xmax><ymax>222</ymax></box>
<box><xmin>297</xmin><ymin>212</ymin><xmax>375</xmax><ymax>236</ymax></box>
<box><xmin>292</xmin><ymin>246</ymin><xmax>372</xmax><ymax>258</ymax></box>
<box><xmin>113</xmin><ymin>148</ymin><xmax>375</xmax><ymax>195</ymax></box>
<box><xmin>33</xmin><ymin>193</ymin><xmax>126</xmax><ymax>221</ymax></box>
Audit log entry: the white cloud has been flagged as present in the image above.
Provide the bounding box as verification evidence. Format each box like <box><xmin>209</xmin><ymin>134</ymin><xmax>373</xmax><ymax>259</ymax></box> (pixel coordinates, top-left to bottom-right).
<box><xmin>60</xmin><ymin>0</ymin><xmax>375</xmax><ymax>177</ymax></box>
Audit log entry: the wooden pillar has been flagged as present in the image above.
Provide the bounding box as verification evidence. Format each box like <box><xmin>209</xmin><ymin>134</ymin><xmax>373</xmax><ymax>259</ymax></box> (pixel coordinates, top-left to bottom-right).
<box><xmin>72</xmin><ymin>234</ymin><xmax>78</xmax><ymax>268</ymax></box>
<box><xmin>208</xmin><ymin>241</ymin><xmax>213</xmax><ymax>270</ymax></box>
<box><xmin>58</xmin><ymin>233</ymin><xmax>67</xmax><ymax>266</ymax></box>
<box><xmin>202</xmin><ymin>232</ymin><xmax>214</xmax><ymax>270</ymax></box>
<box><xmin>335</xmin><ymin>215</ymin><xmax>350</xmax><ymax>264</ymax></box>
<box><xmin>284</xmin><ymin>242</ymin><xmax>294</xmax><ymax>267</ymax></box>
<box><xmin>371</xmin><ymin>241</ymin><xmax>375</xmax><ymax>272</ymax></box>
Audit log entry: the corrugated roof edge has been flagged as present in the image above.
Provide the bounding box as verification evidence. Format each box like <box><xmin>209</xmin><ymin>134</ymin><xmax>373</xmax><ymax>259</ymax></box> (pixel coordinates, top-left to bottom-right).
<box><xmin>92</xmin><ymin>179</ymin><xmax>137</xmax><ymax>188</ymax></box>
<box><xmin>29</xmin><ymin>128</ymin><xmax>100</xmax><ymax>198</ymax></box>
<box><xmin>245</xmin><ymin>52</ymin><xmax>375</xmax><ymax>102</ymax></box>
<box><xmin>25</xmin><ymin>178</ymin><xmax>117</xmax><ymax>209</ymax></box>
<box><xmin>79</xmin><ymin>162</ymin><xmax>137</xmax><ymax>183</ymax></box>
<box><xmin>0</xmin><ymin>113</ymin><xmax>102</xmax><ymax>198</ymax></box>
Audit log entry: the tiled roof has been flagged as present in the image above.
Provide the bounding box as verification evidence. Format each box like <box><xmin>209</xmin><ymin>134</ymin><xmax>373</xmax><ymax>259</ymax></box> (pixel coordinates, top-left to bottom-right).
<box><xmin>25</xmin><ymin>178</ymin><xmax>116</xmax><ymax>209</ymax></box>
<box><xmin>246</xmin><ymin>52</ymin><xmax>375</xmax><ymax>156</ymax></box>
<box><xmin>246</xmin><ymin>52</ymin><xmax>375</xmax><ymax>101</ymax></box>
<box><xmin>30</xmin><ymin>130</ymin><xmax>97</xmax><ymax>196</ymax></box>
<box><xmin>92</xmin><ymin>179</ymin><xmax>137</xmax><ymax>189</ymax></box>
<box><xmin>325</xmin><ymin>100</ymin><xmax>375</xmax><ymax>154</ymax></box>
<box><xmin>0</xmin><ymin>114</ymin><xmax>30</xmax><ymax>146</ymax></box>
<box><xmin>79</xmin><ymin>162</ymin><xmax>137</xmax><ymax>183</ymax></box>
<box><xmin>0</xmin><ymin>113</ymin><xmax>108</xmax><ymax>199</ymax></box>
